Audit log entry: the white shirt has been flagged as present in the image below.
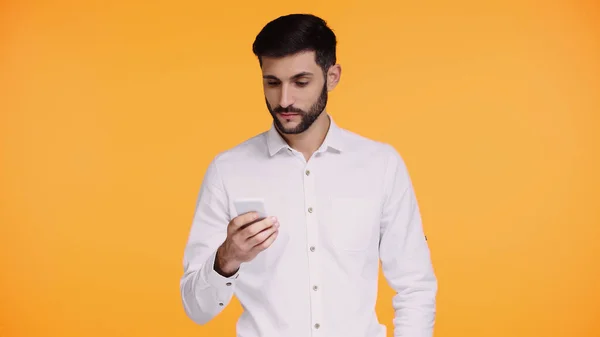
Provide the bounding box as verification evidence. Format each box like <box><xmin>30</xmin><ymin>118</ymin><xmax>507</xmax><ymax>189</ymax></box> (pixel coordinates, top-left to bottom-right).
<box><xmin>180</xmin><ymin>116</ymin><xmax>437</xmax><ymax>337</ymax></box>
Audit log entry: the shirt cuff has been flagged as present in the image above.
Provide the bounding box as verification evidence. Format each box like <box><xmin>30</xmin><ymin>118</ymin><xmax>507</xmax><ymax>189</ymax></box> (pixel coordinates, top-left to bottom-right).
<box><xmin>203</xmin><ymin>249</ymin><xmax>240</xmax><ymax>290</ymax></box>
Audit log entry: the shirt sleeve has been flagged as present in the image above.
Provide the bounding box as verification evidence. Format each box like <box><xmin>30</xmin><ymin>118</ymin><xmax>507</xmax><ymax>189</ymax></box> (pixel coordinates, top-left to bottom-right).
<box><xmin>379</xmin><ymin>144</ymin><xmax>438</xmax><ymax>337</ymax></box>
<box><xmin>180</xmin><ymin>157</ymin><xmax>239</xmax><ymax>325</ymax></box>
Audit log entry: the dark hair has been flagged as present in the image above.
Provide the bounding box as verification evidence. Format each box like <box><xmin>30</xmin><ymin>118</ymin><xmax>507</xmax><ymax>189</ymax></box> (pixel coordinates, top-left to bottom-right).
<box><xmin>252</xmin><ymin>13</ymin><xmax>337</xmax><ymax>75</ymax></box>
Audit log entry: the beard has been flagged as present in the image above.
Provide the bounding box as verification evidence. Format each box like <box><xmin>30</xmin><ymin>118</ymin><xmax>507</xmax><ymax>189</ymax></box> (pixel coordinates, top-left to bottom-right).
<box><xmin>266</xmin><ymin>83</ymin><xmax>328</xmax><ymax>135</ymax></box>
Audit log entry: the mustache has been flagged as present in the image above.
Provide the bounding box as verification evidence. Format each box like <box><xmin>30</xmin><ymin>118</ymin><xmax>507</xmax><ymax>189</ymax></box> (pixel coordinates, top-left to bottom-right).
<box><xmin>273</xmin><ymin>106</ymin><xmax>305</xmax><ymax>114</ymax></box>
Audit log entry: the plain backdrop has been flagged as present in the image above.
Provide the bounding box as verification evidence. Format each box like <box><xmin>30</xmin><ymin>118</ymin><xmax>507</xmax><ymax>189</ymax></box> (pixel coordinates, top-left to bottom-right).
<box><xmin>1</xmin><ymin>1</ymin><xmax>599</xmax><ymax>336</ymax></box>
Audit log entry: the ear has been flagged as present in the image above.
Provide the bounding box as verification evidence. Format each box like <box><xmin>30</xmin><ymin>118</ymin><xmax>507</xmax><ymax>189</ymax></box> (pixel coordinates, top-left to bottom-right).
<box><xmin>326</xmin><ymin>64</ymin><xmax>342</xmax><ymax>91</ymax></box>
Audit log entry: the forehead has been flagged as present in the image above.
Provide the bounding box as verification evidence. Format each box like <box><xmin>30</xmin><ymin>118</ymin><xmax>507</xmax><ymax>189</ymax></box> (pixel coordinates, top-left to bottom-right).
<box><xmin>260</xmin><ymin>51</ymin><xmax>321</xmax><ymax>79</ymax></box>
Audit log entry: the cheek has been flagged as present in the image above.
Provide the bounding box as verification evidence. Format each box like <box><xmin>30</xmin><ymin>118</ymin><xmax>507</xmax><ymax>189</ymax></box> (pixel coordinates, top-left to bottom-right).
<box><xmin>265</xmin><ymin>96</ymin><xmax>279</xmax><ymax>109</ymax></box>
<box><xmin>263</xmin><ymin>89</ymin><xmax>277</xmax><ymax>107</ymax></box>
<box><xmin>303</xmin><ymin>87</ymin><xmax>323</xmax><ymax>105</ymax></box>
<box><xmin>264</xmin><ymin>85</ymin><xmax>284</xmax><ymax>99</ymax></box>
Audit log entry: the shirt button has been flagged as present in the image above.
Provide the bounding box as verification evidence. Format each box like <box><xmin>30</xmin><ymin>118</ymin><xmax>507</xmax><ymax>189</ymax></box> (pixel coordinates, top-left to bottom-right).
<box><xmin>308</xmin><ymin>207</ymin><xmax>313</xmax><ymax>213</ymax></box>
<box><xmin>226</xmin><ymin>282</ymin><xmax>232</xmax><ymax>286</ymax></box>
<box><xmin>305</xmin><ymin>170</ymin><xmax>310</xmax><ymax>176</ymax></box>
<box><xmin>310</xmin><ymin>246</ymin><xmax>316</xmax><ymax>252</ymax></box>
<box><xmin>219</xmin><ymin>302</ymin><xmax>224</xmax><ymax>306</ymax></box>
<box><xmin>313</xmin><ymin>285</ymin><xmax>318</xmax><ymax>291</ymax></box>
<box><xmin>314</xmin><ymin>323</ymin><xmax>320</xmax><ymax>329</ymax></box>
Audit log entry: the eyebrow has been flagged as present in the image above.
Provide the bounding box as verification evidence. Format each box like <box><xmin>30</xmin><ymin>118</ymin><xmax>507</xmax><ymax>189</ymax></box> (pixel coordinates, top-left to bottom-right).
<box><xmin>263</xmin><ymin>72</ymin><xmax>314</xmax><ymax>81</ymax></box>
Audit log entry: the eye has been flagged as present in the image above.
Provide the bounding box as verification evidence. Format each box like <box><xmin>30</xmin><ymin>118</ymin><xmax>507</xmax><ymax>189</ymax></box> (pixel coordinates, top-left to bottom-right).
<box><xmin>296</xmin><ymin>81</ymin><xmax>309</xmax><ymax>87</ymax></box>
<box><xmin>267</xmin><ymin>81</ymin><xmax>280</xmax><ymax>87</ymax></box>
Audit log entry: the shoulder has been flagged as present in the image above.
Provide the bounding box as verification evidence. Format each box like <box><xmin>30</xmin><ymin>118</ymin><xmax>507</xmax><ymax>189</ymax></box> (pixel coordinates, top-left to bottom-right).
<box><xmin>210</xmin><ymin>131</ymin><xmax>269</xmax><ymax>167</ymax></box>
<box><xmin>197</xmin><ymin>131</ymin><xmax>268</xmax><ymax>185</ymax></box>
<box><xmin>336</xmin><ymin>126</ymin><xmax>413</xmax><ymax>191</ymax></box>
<box><xmin>337</xmin><ymin>126</ymin><xmax>405</xmax><ymax>164</ymax></box>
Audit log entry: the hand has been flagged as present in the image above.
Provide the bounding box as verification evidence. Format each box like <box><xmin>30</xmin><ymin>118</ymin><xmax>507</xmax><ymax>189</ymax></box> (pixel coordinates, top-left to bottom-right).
<box><xmin>215</xmin><ymin>212</ymin><xmax>280</xmax><ymax>277</ymax></box>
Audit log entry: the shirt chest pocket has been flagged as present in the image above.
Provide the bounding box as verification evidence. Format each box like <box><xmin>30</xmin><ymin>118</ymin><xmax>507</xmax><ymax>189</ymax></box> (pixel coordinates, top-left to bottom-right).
<box><xmin>322</xmin><ymin>196</ymin><xmax>381</xmax><ymax>252</ymax></box>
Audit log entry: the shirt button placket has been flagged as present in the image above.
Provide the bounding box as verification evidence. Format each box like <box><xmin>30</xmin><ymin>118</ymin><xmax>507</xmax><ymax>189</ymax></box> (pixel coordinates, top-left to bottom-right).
<box><xmin>303</xmin><ymin>164</ymin><xmax>322</xmax><ymax>335</ymax></box>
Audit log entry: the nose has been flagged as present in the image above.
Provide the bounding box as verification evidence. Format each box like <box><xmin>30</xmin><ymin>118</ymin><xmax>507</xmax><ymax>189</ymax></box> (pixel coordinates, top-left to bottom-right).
<box><xmin>278</xmin><ymin>83</ymin><xmax>294</xmax><ymax>108</ymax></box>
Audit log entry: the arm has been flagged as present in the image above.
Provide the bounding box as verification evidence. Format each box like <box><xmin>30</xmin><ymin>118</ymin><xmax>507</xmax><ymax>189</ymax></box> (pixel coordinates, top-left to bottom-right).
<box><xmin>379</xmin><ymin>145</ymin><xmax>438</xmax><ymax>337</ymax></box>
<box><xmin>180</xmin><ymin>157</ymin><xmax>237</xmax><ymax>325</ymax></box>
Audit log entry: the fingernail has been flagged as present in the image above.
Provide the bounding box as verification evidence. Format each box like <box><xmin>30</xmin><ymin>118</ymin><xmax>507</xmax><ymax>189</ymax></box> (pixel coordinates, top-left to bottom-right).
<box><xmin>270</xmin><ymin>216</ymin><xmax>277</xmax><ymax>222</ymax></box>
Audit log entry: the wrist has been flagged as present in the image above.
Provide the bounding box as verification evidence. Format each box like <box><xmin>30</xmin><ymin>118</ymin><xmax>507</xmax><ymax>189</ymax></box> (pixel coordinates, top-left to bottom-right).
<box><xmin>215</xmin><ymin>244</ymin><xmax>240</xmax><ymax>277</ymax></box>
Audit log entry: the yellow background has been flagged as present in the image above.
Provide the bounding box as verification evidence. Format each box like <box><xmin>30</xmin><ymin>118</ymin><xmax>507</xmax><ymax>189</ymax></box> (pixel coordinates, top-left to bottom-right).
<box><xmin>1</xmin><ymin>1</ymin><xmax>599</xmax><ymax>336</ymax></box>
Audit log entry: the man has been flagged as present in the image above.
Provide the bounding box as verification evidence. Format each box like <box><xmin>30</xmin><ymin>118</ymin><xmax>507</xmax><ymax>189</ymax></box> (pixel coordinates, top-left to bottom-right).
<box><xmin>180</xmin><ymin>13</ymin><xmax>437</xmax><ymax>337</ymax></box>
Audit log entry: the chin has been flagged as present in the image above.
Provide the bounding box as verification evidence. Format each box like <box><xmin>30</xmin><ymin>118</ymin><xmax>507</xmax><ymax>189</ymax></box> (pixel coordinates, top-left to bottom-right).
<box><xmin>276</xmin><ymin>117</ymin><xmax>299</xmax><ymax>126</ymax></box>
<box><xmin>279</xmin><ymin>125</ymin><xmax>299</xmax><ymax>134</ymax></box>
<box><xmin>279</xmin><ymin>128</ymin><xmax>303</xmax><ymax>135</ymax></box>
<box><xmin>274</xmin><ymin>121</ymin><xmax>299</xmax><ymax>134</ymax></box>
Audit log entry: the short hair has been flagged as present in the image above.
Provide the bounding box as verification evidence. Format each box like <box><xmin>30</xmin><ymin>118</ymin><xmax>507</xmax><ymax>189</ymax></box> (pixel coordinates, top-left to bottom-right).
<box><xmin>252</xmin><ymin>13</ymin><xmax>337</xmax><ymax>74</ymax></box>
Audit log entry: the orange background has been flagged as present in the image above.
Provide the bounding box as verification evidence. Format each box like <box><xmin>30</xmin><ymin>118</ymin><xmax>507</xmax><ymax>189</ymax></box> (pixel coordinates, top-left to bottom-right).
<box><xmin>1</xmin><ymin>1</ymin><xmax>599</xmax><ymax>336</ymax></box>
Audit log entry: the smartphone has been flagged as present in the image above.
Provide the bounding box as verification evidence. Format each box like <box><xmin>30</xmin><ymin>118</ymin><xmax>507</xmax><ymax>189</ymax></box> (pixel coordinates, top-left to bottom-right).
<box><xmin>233</xmin><ymin>198</ymin><xmax>268</xmax><ymax>220</ymax></box>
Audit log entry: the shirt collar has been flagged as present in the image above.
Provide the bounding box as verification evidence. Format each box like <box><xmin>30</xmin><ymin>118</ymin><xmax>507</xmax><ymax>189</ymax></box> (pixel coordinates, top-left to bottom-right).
<box><xmin>266</xmin><ymin>114</ymin><xmax>344</xmax><ymax>157</ymax></box>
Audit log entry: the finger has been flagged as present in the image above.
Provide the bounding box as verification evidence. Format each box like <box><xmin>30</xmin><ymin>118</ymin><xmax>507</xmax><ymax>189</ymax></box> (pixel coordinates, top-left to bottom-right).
<box><xmin>230</xmin><ymin>211</ymin><xmax>261</xmax><ymax>230</ymax></box>
<box><xmin>251</xmin><ymin>228</ymin><xmax>278</xmax><ymax>252</ymax></box>
<box><xmin>247</xmin><ymin>222</ymin><xmax>279</xmax><ymax>246</ymax></box>
<box><xmin>242</xmin><ymin>216</ymin><xmax>278</xmax><ymax>239</ymax></box>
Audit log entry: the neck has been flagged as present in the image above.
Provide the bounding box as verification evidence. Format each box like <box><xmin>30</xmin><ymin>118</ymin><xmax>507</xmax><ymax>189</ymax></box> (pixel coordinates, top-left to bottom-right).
<box><xmin>278</xmin><ymin>112</ymin><xmax>331</xmax><ymax>158</ymax></box>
